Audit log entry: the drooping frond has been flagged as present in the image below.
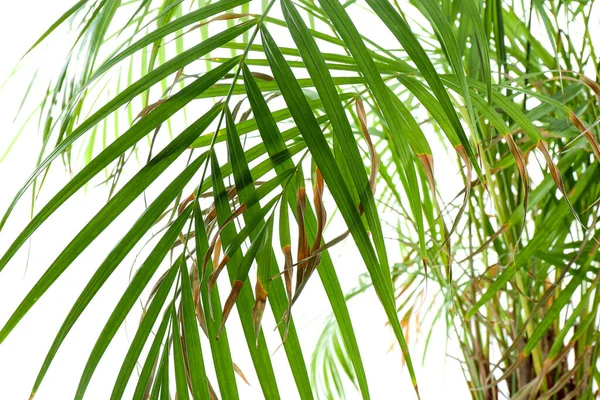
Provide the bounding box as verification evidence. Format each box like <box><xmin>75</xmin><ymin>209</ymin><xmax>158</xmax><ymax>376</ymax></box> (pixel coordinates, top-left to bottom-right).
<box><xmin>1</xmin><ymin>0</ymin><xmax>599</xmax><ymax>399</ymax></box>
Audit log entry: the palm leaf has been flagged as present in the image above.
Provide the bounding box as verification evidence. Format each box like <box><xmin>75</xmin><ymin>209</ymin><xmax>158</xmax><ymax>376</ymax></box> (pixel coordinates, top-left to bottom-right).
<box><xmin>2</xmin><ymin>1</ymin><xmax>600</xmax><ymax>399</ymax></box>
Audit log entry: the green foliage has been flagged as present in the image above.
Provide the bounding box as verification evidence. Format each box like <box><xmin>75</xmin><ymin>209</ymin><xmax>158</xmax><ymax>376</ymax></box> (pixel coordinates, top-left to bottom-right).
<box><xmin>1</xmin><ymin>0</ymin><xmax>600</xmax><ymax>399</ymax></box>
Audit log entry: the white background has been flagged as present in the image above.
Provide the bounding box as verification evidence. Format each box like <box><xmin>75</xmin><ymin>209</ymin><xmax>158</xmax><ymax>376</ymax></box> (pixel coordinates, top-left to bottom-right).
<box><xmin>0</xmin><ymin>1</ymin><xmax>470</xmax><ymax>399</ymax></box>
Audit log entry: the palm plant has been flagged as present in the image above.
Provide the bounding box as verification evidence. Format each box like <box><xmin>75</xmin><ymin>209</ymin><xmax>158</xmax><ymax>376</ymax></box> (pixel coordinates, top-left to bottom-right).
<box><xmin>1</xmin><ymin>0</ymin><xmax>599</xmax><ymax>398</ymax></box>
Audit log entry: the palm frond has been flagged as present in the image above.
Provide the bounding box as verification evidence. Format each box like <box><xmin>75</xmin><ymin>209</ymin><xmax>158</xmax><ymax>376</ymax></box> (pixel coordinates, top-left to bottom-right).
<box><xmin>1</xmin><ymin>0</ymin><xmax>600</xmax><ymax>399</ymax></box>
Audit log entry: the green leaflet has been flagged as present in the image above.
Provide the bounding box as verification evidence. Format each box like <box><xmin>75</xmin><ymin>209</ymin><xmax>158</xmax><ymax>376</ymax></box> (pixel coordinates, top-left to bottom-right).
<box><xmin>385</xmin><ymin>87</ymin><xmax>432</xmax><ymax>156</ymax></box>
<box><xmin>283</xmin><ymin>0</ymin><xmax>388</xmax><ymax>296</ymax></box>
<box><xmin>179</xmin><ymin>257</ymin><xmax>211</xmax><ymax>399</ymax></box>
<box><xmin>150</xmin><ymin>319</ymin><xmax>171</xmax><ymax>400</ymax></box>
<box><xmin>90</xmin><ymin>0</ymin><xmax>251</xmax><ymax>80</ymax></box>
<box><xmin>23</xmin><ymin>0</ymin><xmax>89</xmax><ymax>57</ymax></box>
<box><xmin>192</xmin><ymin>78</ymin><xmax>363</xmax><ymax>102</ymax></box>
<box><xmin>29</xmin><ymin>105</ymin><xmax>219</xmax><ymax>395</ymax></box>
<box><xmin>318</xmin><ymin>0</ymin><xmax>428</xmax><ymax>277</ymax></box>
<box><xmin>171</xmin><ymin>306</ymin><xmax>190</xmax><ymax>400</ymax></box>
<box><xmin>523</xmin><ymin>265</ymin><xmax>592</xmax><ymax>356</ymax></box>
<box><xmin>110</xmin><ymin>260</ymin><xmax>179</xmax><ymax>400</ymax></box>
<box><xmin>0</xmin><ymin>141</ymin><xmax>211</xmax><ymax>352</ymax></box>
<box><xmin>467</xmin><ymin>163</ymin><xmax>598</xmax><ymax>319</ymax></box>
<box><xmin>130</xmin><ymin>310</ymin><xmax>171</xmax><ymax>400</ymax></box>
<box><xmin>223</xmin><ymin>107</ymin><xmax>314</xmax><ymax>399</ymax></box>
<box><xmin>191</xmin><ymin>94</ymin><xmax>354</xmax><ymax>148</ymax></box>
<box><xmin>412</xmin><ymin>0</ymin><xmax>480</xmax><ymax>143</ymax></box>
<box><xmin>6</xmin><ymin>0</ymin><xmax>600</xmax><ymax>398</ymax></box>
<box><xmin>365</xmin><ymin>0</ymin><xmax>480</xmax><ymax>176</ymax></box>
<box><xmin>261</xmin><ymin>24</ymin><xmax>419</xmax><ymax>394</ymax></box>
<box><xmin>73</xmin><ymin>155</ymin><xmax>206</xmax><ymax>398</ymax></box>
<box><xmin>210</xmin><ymin>151</ymin><xmax>281</xmax><ymax>399</ymax></box>
<box><xmin>458</xmin><ymin>0</ymin><xmax>492</xmax><ymax>102</ymax></box>
<box><xmin>244</xmin><ymin>60</ymin><xmax>371</xmax><ymax>400</ymax></box>
<box><xmin>0</xmin><ymin>58</ymin><xmax>239</xmax><ymax>268</ymax></box>
<box><xmin>216</xmin><ymin>196</ymin><xmax>280</xmax><ymax>262</ymax></box>
<box><xmin>396</xmin><ymin>75</ymin><xmax>455</xmax><ymax>142</ymax></box>
<box><xmin>194</xmin><ymin>202</ymin><xmax>240</xmax><ymax>400</ymax></box>
<box><xmin>33</xmin><ymin>205</ymin><xmax>194</xmax><ymax>397</ymax></box>
<box><xmin>2</xmin><ymin>25</ymin><xmax>251</xmax><ymax>227</ymax></box>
